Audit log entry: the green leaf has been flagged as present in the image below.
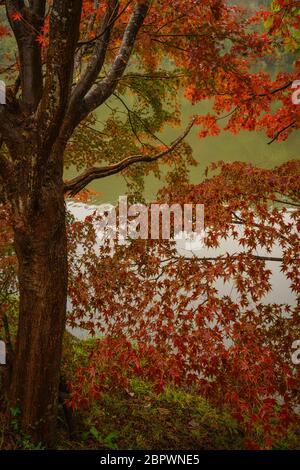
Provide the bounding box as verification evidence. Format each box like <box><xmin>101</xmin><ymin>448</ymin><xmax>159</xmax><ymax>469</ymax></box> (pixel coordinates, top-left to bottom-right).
<box><xmin>89</xmin><ymin>426</ymin><xmax>100</xmax><ymax>440</ymax></box>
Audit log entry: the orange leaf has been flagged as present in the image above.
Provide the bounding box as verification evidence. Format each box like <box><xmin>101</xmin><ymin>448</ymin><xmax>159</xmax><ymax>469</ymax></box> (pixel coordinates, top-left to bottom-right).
<box><xmin>36</xmin><ymin>34</ymin><xmax>47</xmax><ymax>46</ymax></box>
<box><xmin>11</xmin><ymin>11</ymin><xmax>22</xmax><ymax>22</ymax></box>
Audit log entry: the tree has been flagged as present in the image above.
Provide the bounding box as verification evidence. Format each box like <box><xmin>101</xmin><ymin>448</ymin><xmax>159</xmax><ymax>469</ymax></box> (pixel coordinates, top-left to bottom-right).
<box><xmin>0</xmin><ymin>0</ymin><xmax>297</xmax><ymax>445</ymax></box>
<box><xmin>67</xmin><ymin>160</ymin><xmax>300</xmax><ymax>449</ymax></box>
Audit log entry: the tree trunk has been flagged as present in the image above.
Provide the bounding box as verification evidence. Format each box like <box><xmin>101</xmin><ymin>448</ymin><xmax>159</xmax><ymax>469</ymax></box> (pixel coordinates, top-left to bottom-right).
<box><xmin>9</xmin><ymin>178</ymin><xmax>67</xmax><ymax>446</ymax></box>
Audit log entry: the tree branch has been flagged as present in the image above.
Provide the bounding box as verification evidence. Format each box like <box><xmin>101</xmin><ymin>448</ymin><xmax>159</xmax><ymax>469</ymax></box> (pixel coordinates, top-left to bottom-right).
<box><xmin>5</xmin><ymin>0</ymin><xmax>45</xmax><ymax>111</ymax></box>
<box><xmin>267</xmin><ymin>120</ymin><xmax>297</xmax><ymax>145</ymax></box>
<box><xmin>67</xmin><ymin>1</ymin><xmax>119</xmax><ymax>120</ymax></box>
<box><xmin>272</xmin><ymin>198</ymin><xmax>300</xmax><ymax>208</ymax></box>
<box><xmin>64</xmin><ymin>119</ymin><xmax>195</xmax><ymax>196</ymax></box>
<box><xmin>73</xmin><ymin>0</ymin><xmax>101</xmax><ymax>77</ymax></box>
<box><xmin>77</xmin><ymin>0</ymin><xmax>134</xmax><ymax>47</ymax></box>
<box><xmin>183</xmin><ymin>255</ymin><xmax>287</xmax><ymax>263</ymax></box>
<box><xmin>37</xmin><ymin>0</ymin><xmax>83</xmax><ymax>152</ymax></box>
<box><xmin>78</xmin><ymin>0</ymin><xmax>150</xmax><ymax>122</ymax></box>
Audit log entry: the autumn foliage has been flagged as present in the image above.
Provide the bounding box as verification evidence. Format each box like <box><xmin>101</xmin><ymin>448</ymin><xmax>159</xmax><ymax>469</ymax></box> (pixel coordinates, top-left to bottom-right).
<box><xmin>67</xmin><ymin>160</ymin><xmax>300</xmax><ymax>449</ymax></box>
<box><xmin>0</xmin><ymin>0</ymin><xmax>299</xmax><ymax>449</ymax></box>
<box><xmin>2</xmin><ymin>0</ymin><xmax>299</xmax><ymax>148</ymax></box>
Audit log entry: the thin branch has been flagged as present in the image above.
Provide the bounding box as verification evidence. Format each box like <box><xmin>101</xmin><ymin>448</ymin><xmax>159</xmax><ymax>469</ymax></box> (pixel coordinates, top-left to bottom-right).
<box><xmin>256</xmin><ymin>81</ymin><xmax>293</xmax><ymax>98</ymax></box>
<box><xmin>271</xmin><ymin>198</ymin><xmax>300</xmax><ymax>208</ymax></box>
<box><xmin>64</xmin><ymin>119</ymin><xmax>195</xmax><ymax>196</ymax></box>
<box><xmin>152</xmin><ymin>13</ymin><xmax>187</xmax><ymax>34</ymax></box>
<box><xmin>77</xmin><ymin>0</ymin><xmax>133</xmax><ymax>47</ymax></box>
<box><xmin>112</xmin><ymin>92</ymin><xmax>168</xmax><ymax>146</ymax></box>
<box><xmin>70</xmin><ymin>0</ymin><xmax>119</xmax><ymax>107</ymax></box>
<box><xmin>267</xmin><ymin>120</ymin><xmax>297</xmax><ymax>145</ymax></box>
<box><xmin>79</xmin><ymin>0</ymin><xmax>150</xmax><ymax>121</ymax></box>
<box><xmin>232</xmin><ymin>212</ymin><xmax>291</xmax><ymax>244</ymax></box>
<box><xmin>121</xmin><ymin>72</ymin><xmax>186</xmax><ymax>81</ymax></box>
<box><xmin>172</xmin><ymin>253</ymin><xmax>297</xmax><ymax>263</ymax></box>
<box><xmin>192</xmin><ymin>255</ymin><xmax>286</xmax><ymax>262</ymax></box>
<box><xmin>151</xmin><ymin>38</ymin><xmax>189</xmax><ymax>52</ymax></box>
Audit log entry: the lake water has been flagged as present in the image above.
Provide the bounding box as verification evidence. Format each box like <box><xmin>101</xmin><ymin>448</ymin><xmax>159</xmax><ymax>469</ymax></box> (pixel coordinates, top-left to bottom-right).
<box><xmin>65</xmin><ymin>95</ymin><xmax>300</xmax><ymax>204</ymax></box>
<box><xmin>67</xmin><ymin>202</ymin><xmax>297</xmax><ymax>339</ymax></box>
<box><xmin>65</xmin><ymin>73</ymin><xmax>299</xmax><ymax>339</ymax></box>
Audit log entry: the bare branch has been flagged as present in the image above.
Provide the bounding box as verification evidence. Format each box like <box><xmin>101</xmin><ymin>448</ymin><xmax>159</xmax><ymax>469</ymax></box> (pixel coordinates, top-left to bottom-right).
<box><xmin>77</xmin><ymin>0</ymin><xmax>134</xmax><ymax>47</ymax></box>
<box><xmin>69</xmin><ymin>0</ymin><xmax>119</xmax><ymax>114</ymax></box>
<box><xmin>73</xmin><ymin>0</ymin><xmax>101</xmax><ymax>76</ymax></box>
<box><xmin>78</xmin><ymin>0</ymin><xmax>150</xmax><ymax>122</ymax></box>
<box><xmin>184</xmin><ymin>255</ymin><xmax>287</xmax><ymax>263</ymax></box>
<box><xmin>64</xmin><ymin>119</ymin><xmax>195</xmax><ymax>196</ymax></box>
<box><xmin>272</xmin><ymin>198</ymin><xmax>300</xmax><ymax>208</ymax></box>
<box><xmin>112</xmin><ymin>92</ymin><xmax>168</xmax><ymax>146</ymax></box>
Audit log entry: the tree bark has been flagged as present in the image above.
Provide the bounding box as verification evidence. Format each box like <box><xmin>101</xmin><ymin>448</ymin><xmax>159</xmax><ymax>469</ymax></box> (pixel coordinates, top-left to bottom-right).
<box><xmin>0</xmin><ymin>0</ymin><xmax>150</xmax><ymax>447</ymax></box>
<box><xmin>9</xmin><ymin>172</ymin><xmax>67</xmax><ymax>446</ymax></box>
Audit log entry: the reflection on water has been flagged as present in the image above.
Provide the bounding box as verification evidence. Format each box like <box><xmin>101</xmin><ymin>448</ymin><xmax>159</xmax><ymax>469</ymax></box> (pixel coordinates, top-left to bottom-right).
<box><xmin>65</xmin><ymin>96</ymin><xmax>300</xmax><ymax>204</ymax></box>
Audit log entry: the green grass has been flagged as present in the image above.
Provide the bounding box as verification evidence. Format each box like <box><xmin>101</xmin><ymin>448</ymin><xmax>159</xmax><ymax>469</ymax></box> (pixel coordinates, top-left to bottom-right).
<box><xmin>57</xmin><ymin>378</ymin><xmax>244</xmax><ymax>450</ymax></box>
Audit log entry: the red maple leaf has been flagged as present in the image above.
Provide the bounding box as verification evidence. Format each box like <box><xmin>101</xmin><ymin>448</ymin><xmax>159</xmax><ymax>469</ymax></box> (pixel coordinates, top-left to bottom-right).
<box><xmin>11</xmin><ymin>11</ymin><xmax>22</xmax><ymax>22</ymax></box>
<box><xmin>36</xmin><ymin>34</ymin><xmax>47</xmax><ymax>46</ymax></box>
<box><xmin>0</xmin><ymin>24</ymin><xmax>9</xmax><ymax>36</ymax></box>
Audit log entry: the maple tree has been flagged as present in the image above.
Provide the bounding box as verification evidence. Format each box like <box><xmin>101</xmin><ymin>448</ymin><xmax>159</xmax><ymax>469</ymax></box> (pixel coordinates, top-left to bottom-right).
<box><xmin>67</xmin><ymin>159</ymin><xmax>300</xmax><ymax>449</ymax></box>
<box><xmin>0</xmin><ymin>0</ymin><xmax>299</xmax><ymax>446</ymax></box>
